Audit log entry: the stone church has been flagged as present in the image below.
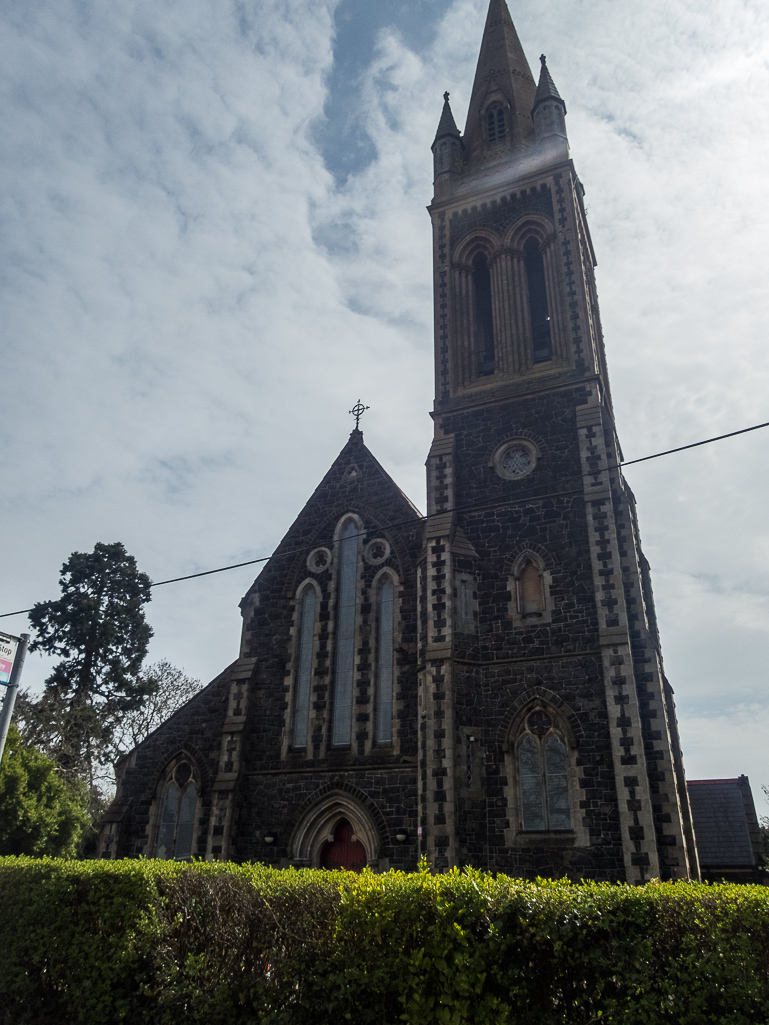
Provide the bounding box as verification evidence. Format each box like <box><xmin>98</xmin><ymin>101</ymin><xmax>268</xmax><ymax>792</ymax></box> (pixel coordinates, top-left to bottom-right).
<box><xmin>101</xmin><ymin>0</ymin><xmax>701</xmax><ymax>883</ymax></box>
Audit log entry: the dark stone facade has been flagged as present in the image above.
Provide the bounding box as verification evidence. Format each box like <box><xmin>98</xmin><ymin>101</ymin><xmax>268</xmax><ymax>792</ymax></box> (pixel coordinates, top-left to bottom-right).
<box><xmin>101</xmin><ymin>0</ymin><xmax>699</xmax><ymax>882</ymax></box>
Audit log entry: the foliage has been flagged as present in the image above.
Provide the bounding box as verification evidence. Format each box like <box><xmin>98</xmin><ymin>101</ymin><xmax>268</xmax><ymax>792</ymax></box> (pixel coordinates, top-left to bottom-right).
<box><xmin>0</xmin><ymin>726</ymin><xmax>89</xmax><ymax>858</ymax></box>
<box><xmin>0</xmin><ymin>860</ymin><xmax>768</xmax><ymax>1025</ymax></box>
<box><xmin>24</xmin><ymin>542</ymin><xmax>153</xmax><ymax>790</ymax></box>
<box><xmin>110</xmin><ymin>659</ymin><xmax>202</xmax><ymax>756</ymax></box>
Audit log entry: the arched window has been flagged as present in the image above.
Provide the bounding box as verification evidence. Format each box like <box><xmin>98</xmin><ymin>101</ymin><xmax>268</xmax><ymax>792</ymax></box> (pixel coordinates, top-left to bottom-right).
<box><xmin>486</xmin><ymin>105</ymin><xmax>506</xmax><ymax>144</ymax></box>
<box><xmin>375</xmin><ymin>575</ymin><xmax>395</xmax><ymax>744</ymax></box>
<box><xmin>517</xmin><ymin>710</ymin><xmax>572</xmax><ymax>831</ymax></box>
<box><xmin>517</xmin><ymin>557</ymin><xmax>546</xmax><ymax>617</ymax></box>
<box><xmin>332</xmin><ymin>518</ymin><xmax>360</xmax><ymax>746</ymax></box>
<box><xmin>473</xmin><ymin>253</ymin><xmax>495</xmax><ymax>376</ymax></box>
<box><xmin>155</xmin><ymin>761</ymin><xmax>198</xmax><ymax>859</ymax></box>
<box><xmin>524</xmin><ymin>238</ymin><xmax>552</xmax><ymax>363</ymax></box>
<box><xmin>293</xmin><ymin>585</ymin><xmax>317</xmax><ymax>748</ymax></box>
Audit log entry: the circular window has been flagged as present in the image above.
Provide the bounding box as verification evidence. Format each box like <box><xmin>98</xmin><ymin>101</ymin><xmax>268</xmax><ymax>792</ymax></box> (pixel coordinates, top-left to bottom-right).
<box><xmin>307</xmin><ymin>547</ymin><xmax>331</xmax><ymax>573</ymax></box>
<box><xmin>493</xmin><ymin>439</ymin><xmax>538</xmax><ymax>480</ymax></box>
<box><xmin>364</xmin><ymin>538</ymin><xmax>390</xmax><ymax>565</ymax></box>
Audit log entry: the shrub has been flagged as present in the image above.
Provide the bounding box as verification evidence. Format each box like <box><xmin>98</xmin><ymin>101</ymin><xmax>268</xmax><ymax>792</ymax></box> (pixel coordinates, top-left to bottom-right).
<box><xmin>0</xmin><ymin>859</ymin><xmax>767</xmax><ymax>1025</ymax></box>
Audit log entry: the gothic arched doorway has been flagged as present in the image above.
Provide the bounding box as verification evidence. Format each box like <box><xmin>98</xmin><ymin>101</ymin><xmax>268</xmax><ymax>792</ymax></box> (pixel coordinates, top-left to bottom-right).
<box><xmin>289</xmin><ymin>789</ymin><xmax>381</xmax><ymax>869</ymax></box>
<box><xmin>320</xmin><ymin>818</ymin><xmax>367</xmax><ymax>872</ymax></box>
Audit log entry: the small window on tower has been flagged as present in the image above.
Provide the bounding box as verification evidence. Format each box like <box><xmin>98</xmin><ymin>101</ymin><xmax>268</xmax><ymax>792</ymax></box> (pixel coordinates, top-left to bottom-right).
<box><xmin>486</xmin><ymin>105</ymin><xmax>506</xmax><ymax>144</ymax></box>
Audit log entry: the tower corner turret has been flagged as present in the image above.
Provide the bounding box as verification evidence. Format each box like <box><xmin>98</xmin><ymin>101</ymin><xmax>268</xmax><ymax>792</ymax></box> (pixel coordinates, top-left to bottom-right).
<box><xmin>532</xmin><ymin>54</ymin><xmax>569</xmax><ymax>162</ymax></box>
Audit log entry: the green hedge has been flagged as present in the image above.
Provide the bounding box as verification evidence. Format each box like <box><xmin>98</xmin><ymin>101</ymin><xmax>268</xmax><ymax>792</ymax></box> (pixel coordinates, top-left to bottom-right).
<box><xmin>0</xmin><ymin>858</ymin><xmax>767</xmax><ymax>1025</ymax></box>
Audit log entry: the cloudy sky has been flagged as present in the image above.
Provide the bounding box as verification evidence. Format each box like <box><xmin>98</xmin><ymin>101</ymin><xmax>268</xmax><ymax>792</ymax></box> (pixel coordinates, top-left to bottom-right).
<box><xmin>1</xmin><ymin>0</ymin><xmax>768</xmax><ymax>810</ymax></box>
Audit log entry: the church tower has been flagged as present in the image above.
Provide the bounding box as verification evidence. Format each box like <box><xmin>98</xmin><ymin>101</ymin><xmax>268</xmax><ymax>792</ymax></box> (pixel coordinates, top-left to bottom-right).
<box><xmin>420</xmin><ymin>0</ymin><xmax>697</xmax><ymax>881</ymax></box>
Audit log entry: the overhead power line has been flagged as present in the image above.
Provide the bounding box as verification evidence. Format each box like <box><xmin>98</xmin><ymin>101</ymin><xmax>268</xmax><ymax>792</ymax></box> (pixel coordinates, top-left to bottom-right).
<box><xmin>1</xmin><ymin>418</ymin><xmax>767</xmax><ymax>621</ymax></box>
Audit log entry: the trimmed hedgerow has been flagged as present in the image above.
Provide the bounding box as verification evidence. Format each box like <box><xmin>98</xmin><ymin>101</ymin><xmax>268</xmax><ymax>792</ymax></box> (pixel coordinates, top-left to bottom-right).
<box><xmin>0</xmin><ymin>858</ymin><xmax>767</xmax><ymax>1025</ymax></box>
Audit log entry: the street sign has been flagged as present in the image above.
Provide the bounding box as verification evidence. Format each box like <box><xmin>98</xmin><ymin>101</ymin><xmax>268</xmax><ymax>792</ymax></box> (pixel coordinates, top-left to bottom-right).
<box><xmin>0</xmin><ymin>632</ymin><xmax>20</xmax><ymax>686</ymax></box>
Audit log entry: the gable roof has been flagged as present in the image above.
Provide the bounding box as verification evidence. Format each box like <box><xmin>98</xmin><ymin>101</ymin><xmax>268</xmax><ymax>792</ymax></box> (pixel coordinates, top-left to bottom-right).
<box><xmin>687</xmin><ymin>776</ymin><xmax>763</xmax><ymax>868</ymax></box>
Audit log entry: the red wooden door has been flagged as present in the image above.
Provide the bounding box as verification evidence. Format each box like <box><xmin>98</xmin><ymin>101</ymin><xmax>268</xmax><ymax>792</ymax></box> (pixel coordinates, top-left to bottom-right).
<box><xmin>320</xmin><ymin>818</ymin><xmax>367</xmax><ymax>872</ymax></box>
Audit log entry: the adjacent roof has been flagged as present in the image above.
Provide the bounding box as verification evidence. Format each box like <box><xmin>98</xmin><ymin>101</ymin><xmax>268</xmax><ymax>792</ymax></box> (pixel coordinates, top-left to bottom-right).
<box><xmin>687</xmin><ymin>777</ymin><xmax>762</xmax><ymax>868</ymax></box>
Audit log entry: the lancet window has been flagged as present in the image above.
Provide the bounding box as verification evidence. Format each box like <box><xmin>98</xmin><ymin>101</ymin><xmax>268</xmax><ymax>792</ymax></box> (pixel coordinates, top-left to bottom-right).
<box><xmin>292</xmin><ymin>584</ymin><xmax>317</xmax><ymax>748</ymax></box>
<box><xmin>155</xmin><ymin>761</ymin><xmax>198</xmax><ymax>859</ymax></box>
<box><xmin>517</xmin><ymin>710</ymin><xmax>572</xmax><ymax>831</ymax></box>
<box><xmin>516</xmin><ymin>556</ymin><xmax>547</xmax><ymax>617</ymax></box>
<box><xmin>332</xmin><ymin>517</ymin><xmax>360</xmax><ymax>746</ymax></box>
<box><xmin>473</xmin><ymin>253</ymin><xmax>495</xmax><ymax>375</ymax></box>
<box><xmin>524</xmin><ymin>238</ymin><xmax>552</xmax><ymax>363</ymax></box>
<box><xmin>375</xmin><ymin>574</ymin><xmax>395</xmax><ymax>744</ymax></box>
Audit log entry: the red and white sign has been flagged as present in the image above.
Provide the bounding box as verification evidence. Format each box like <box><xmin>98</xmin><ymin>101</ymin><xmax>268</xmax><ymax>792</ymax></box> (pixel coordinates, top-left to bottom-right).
<box><xmin>0</xmin><ymin>633</ymin><xmax>19</xmax><ymax>686</ymax></box>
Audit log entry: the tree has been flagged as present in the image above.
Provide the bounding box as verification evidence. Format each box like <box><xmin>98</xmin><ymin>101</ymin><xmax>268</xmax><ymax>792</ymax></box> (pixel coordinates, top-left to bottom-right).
<box><xmin>111</xmin><ymin>658</ymin><xmax>203</xmax><ymax>755</ymax></box>
<box><xmin>0</xmin><ymin>724</ymin><xmax>89</xmax><ymax>857</ymax></box>
<box><xmin>25</xmin><ymin>542</ymin><xmax>154</xmax><ymax>791</ymax></box>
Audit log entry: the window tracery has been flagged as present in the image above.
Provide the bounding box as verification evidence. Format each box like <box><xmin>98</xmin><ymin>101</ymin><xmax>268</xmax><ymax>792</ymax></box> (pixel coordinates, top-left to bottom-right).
<box><xmin>517</xmin><ymin>710</ymin><xmax>572</xmax><ymax>831</ymax></box>
<box><xmin>155</xmin><ymin>760</ymin><xmax>198</xmax><ymax>860</ymax></box>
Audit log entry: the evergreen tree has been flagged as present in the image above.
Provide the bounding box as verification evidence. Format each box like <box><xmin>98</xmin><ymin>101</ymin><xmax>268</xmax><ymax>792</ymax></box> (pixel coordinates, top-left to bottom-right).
<box><xmin>25</xmin><ymin>542</ymin><xmax>154</xmax><ymax>791</ymax></box>
<box><xmin>0</xmin><ymin>724</ymin><xmax>89</xmax><ymax>857</ymax></box>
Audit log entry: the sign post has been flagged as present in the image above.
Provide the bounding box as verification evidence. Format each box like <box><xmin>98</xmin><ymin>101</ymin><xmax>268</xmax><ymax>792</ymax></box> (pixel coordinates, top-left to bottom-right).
<box><xmin>0</xmin><ymin>631</ymin><xmax>29</xmax><ymax>766</ymax></box>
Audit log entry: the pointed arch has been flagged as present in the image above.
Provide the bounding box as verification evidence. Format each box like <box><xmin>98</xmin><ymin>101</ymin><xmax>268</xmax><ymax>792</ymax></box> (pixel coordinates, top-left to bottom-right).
<box><xmin>150</xmin><ymin>754</ymin><xmax>202</xmax><ymax>860</ymax></box>
<box><xmin>503</xmin><ymin>698</ymin><xmax>582</xmax><ymax>840</ymax></box>
<box><xmin>332</xmin><ymin>514</ymin><xmax>363</xmax><ymax>746</ymax></box>
<box><xmin>291</xmin><ymin>579</ymin><xmax>321</xmax><ymax>749</ymax></box>
<box><xmin>373</xmin><ymin>567</ymin><xmax>399</xmax><ymax>745</ymax></box>
<box><xmin>509</xmin><ymin>550</ymin><xmax>553</xmax><ymax>626</ymax></box>
<box><xmin>290</xmin><ymin>789</ymin><xmax>382</xmax><ymax>868</ymax></box>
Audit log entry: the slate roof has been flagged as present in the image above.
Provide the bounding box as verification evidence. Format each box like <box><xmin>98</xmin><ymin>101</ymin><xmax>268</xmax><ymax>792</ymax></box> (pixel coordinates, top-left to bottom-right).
<box><xmin>687</xmin><ymin>777</ymin><xmax>760</xmax><ymax>868</ymax></box>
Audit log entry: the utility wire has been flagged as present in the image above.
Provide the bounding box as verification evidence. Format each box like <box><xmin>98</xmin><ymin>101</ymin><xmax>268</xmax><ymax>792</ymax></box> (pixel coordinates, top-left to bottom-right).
<box><xmin>2</xmin><ymin>418</ymin><xmax>767</xmax><ymax>621</ymax></box>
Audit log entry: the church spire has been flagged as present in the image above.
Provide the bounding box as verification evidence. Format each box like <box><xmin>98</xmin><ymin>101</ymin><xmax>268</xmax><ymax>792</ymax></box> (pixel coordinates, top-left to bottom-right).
<box><xmin>462</xmin><ymin>0</ymin><xmax>537</xmax><ymax>169</ymax></box>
